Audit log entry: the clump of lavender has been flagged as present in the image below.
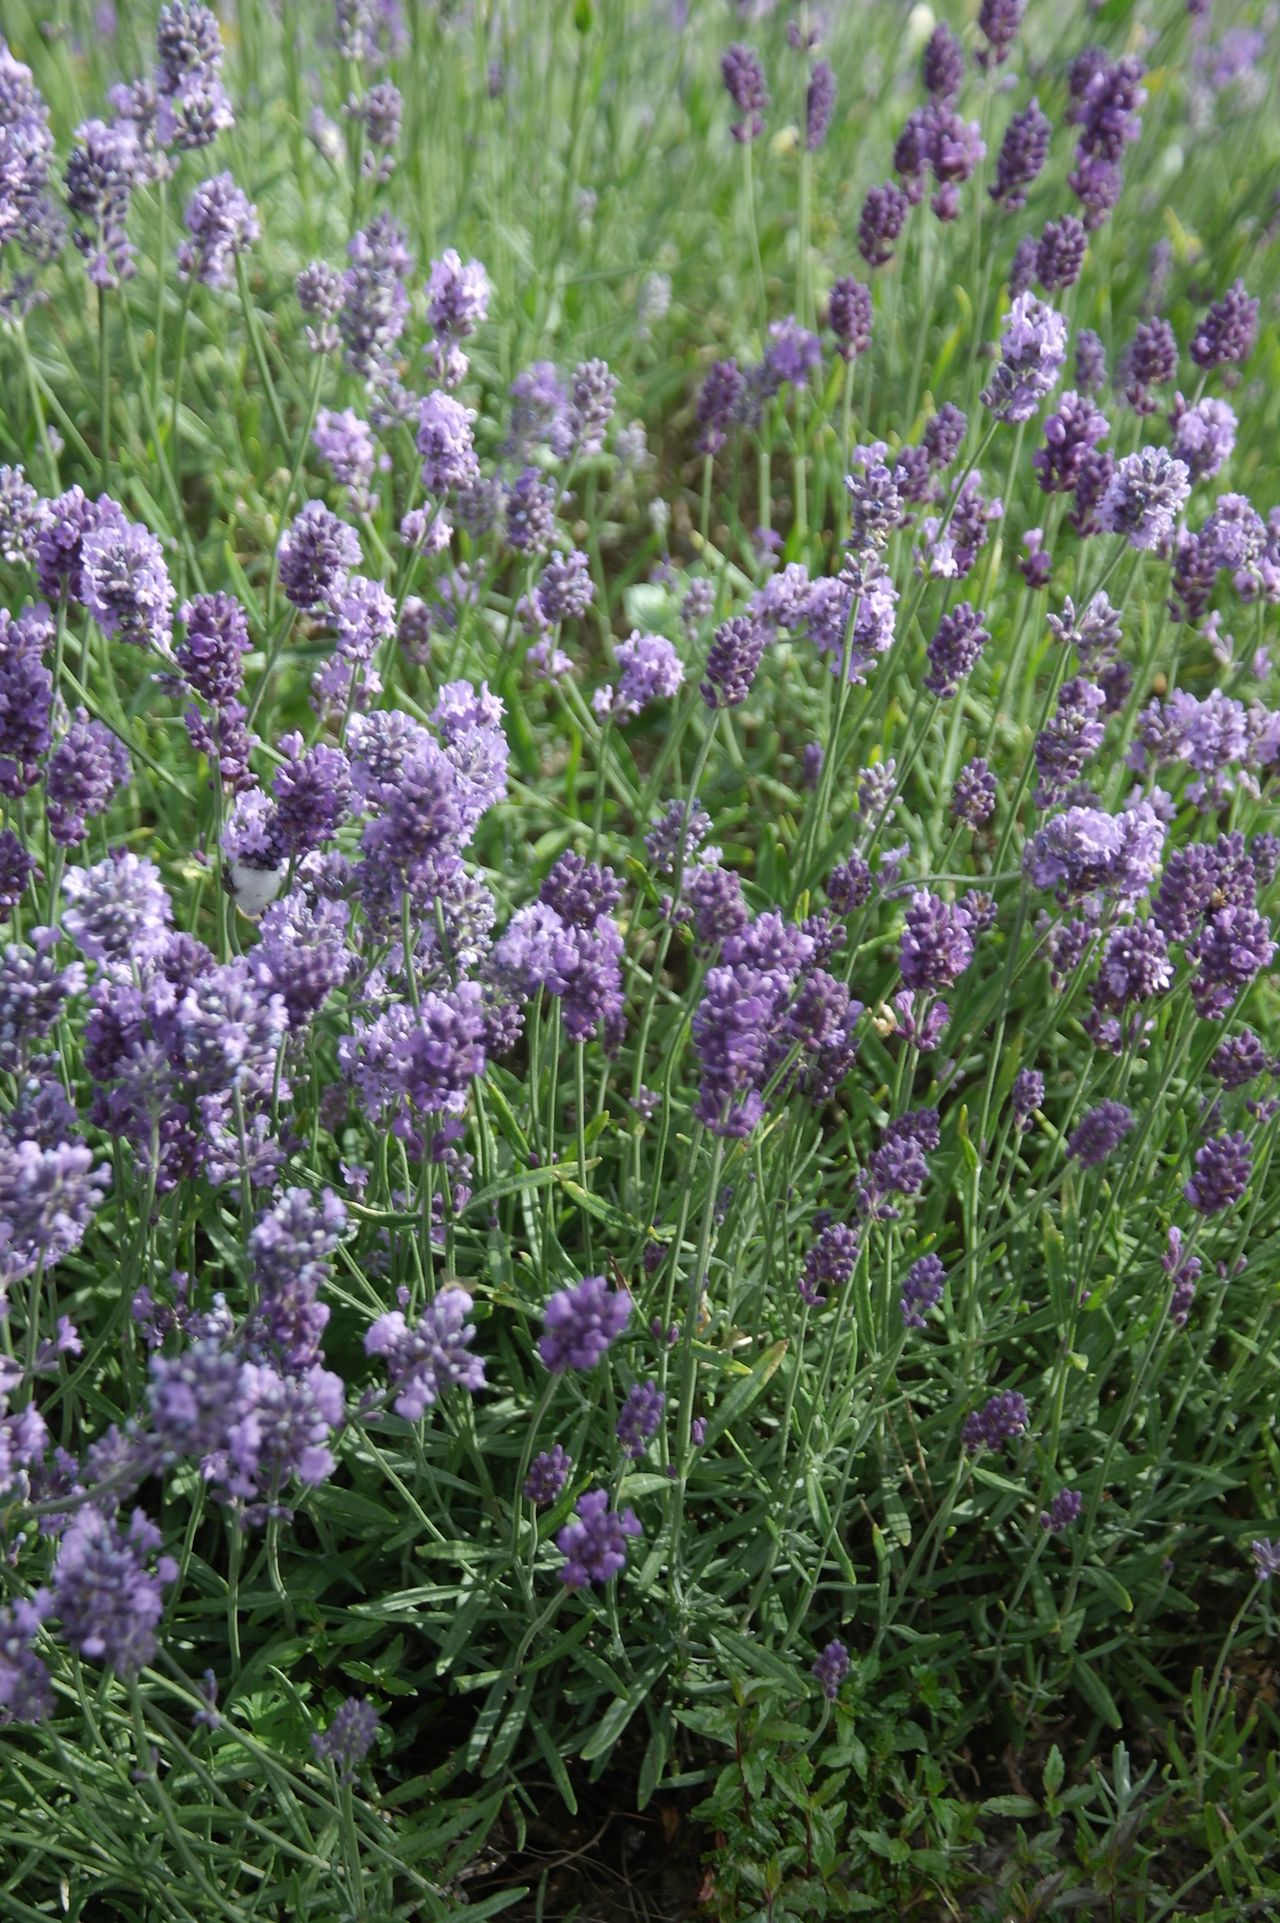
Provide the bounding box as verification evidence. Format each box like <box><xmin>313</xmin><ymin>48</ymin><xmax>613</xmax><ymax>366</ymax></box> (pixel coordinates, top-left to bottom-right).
<box><xmin>901</xmin><ymin>1254</ymin><xmax>945</xmax><ymax>1328</ymax></box>
<box><xmin>177</xmin><ymin>171</ymin><xmax>258</xmax><ymax>285</ymax></box>
<box><xmin>963</xmin><ymin>1390</ymin><xmax>1029</xmax><ymax>1453</ymax></box>
<box><xmin>812</xmin><ymin>1639</ymin><xmax>850</xmax><ymax>1700</ymax></box>
<box><xmin>1068</xmin><ymin>1101</ymin><xmax>1135</xmax><ymax>1168</ymax></box>
<box><xmin>1098</xmin><ymin>447</ymin><xmax>1190</xmax><ymax>549</ymax></box>
<box><xmin>1189</xmin><ymin>279</ymin><xmax>1259</xmax><ymax>371</ymax></box>
<box><xmin>616</xmin><ymin>1381</ymin><xmax>664</xmax><ymax>1460</ymax></box>
<box><xmin>312</xmin><ymin>1699</ymin><xmax>380</xmax><ymax>1782</ymax></box>
<box><xmin>1184</xmin><ymin>1132</ymin><xmax>1252</xmax><ymax>1216</ymax></box>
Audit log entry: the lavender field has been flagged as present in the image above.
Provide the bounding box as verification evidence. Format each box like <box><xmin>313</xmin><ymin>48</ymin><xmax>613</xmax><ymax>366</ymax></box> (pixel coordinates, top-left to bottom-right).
<box><xmin>1</xmin><ymin>1</ymin><xmax>1279</xmax><ymax>1917</ymax></box>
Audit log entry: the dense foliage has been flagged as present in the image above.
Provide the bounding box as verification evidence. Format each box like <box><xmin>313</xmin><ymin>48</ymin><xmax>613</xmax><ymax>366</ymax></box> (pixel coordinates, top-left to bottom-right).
<box><xmin>1</xmin><ymin>1</ymin><xmax>1278</xmax><ymax>1917</ymax></box>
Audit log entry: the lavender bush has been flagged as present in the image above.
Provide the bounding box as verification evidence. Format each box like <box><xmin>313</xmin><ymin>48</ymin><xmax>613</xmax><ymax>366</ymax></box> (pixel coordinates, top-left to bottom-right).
<box><xmin>1</xmin><ymin>1</ymin><xmax>1279</xmax><ymax>1916</ymax></box>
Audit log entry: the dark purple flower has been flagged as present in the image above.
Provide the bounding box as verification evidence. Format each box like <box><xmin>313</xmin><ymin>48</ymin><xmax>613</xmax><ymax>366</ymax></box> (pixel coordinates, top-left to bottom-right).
<box><xmin>176</xmin><ymin>591</ymin><xmax>250</xmax><ymax>704</ymax></box>
<box><xmin>951</xmin><ymin>757</ymin><xmax>996</xmax><ymax>828</ymax></box>
<box><xmin>1210</xmin><ymin>1029</ymin><xmax>1270</xmax><ymax>1089</ymax></box>
<box><xmin>827</xmin><ymin>278</ymin><xmax>872</xmax><ymax>362</ymax></box>
<box><xmin>272</xmin><ymin>735</ymin><xmax>351</xmax><ymax>858</ymax></box>
<box><xmin>1075</xmin><ymin>329</ymin><xmax>1107</xmax><ymax>393</ymax></box>
<box><xmin>922</xmin><ymin>24</ymin><xmax>964</xmax><ymax>100</ymax></box>
<box><xmin>1034</xmin><ymin>676</ymin><xmax>1107</xmax><ymax>806</ymax></box>
<box><xmin>722</xmin><ymin>43</ymin><xmax>767</xmax><ymax>142</ymax></box>
<box><xmin>1040</xmin><ymin>1489</ymin><xmax>1082</xmax><ymax>1533</ymax></box>
<box><xmin>857</xmin><ymin>182</ymin><xmax>910</xmax><ymax>268</ymax></box>
<box><xmin>1169</xmin><ymin>394</ymin><xmax>1236</xmax><ymax>483</ymax></box>
<box><xmin>812</xmin><ymin>1638</ymin><xmax>849</xmax><ymax>1699</ymax></box>
<box><xmin>1122</xmin><ymin>318</ymin><xmax>1178</xmax><ymax>414</ymax></box>
<box><xmin>923</xmin><ymin>404</ymin><xmax>967</xmax><ymax>470</ymax></box>
<box><xmin>505</xmin><ymin>466</ymin><xmax>557</xmax><ymax>555</ymax></box>
<box><xmin>0</xmin><ymin>829</ymin><xmax>38</xmax><ymax>912</ymax></box>
<box><xmin>901</xmin><ymin>1253</ymin><xmax>945</xmax><ymax>1328</ymax></box>
<box><xmin>297</xmin><ymin>259</ymin><xmax>343</xmax><ymax>355</ymax></box>
<box><xmin>1189</xmin><ymin>279</ymin><xmax>1258</xmax><ymax>371</ymax></box>
<box><xmin>900</xmin><ymin>891</ymin><xmax>974</xmax><ymax>989</ymax></box>
<box><xmin>340</xmin><ymin>215</ymin><xmax>412</xmax><ymax>381</ymax></box>
<box><xmin>538</xmin><ymin>1274</ymin><xmax>630</xmax><ymax>1373</ymax></box>
<box><xmin>0</xmin><ymin>605</ymin><xmax>53</xmax><ymax>798</ymax></box>
<box><xmin>45</xmin><ymin>710</ymin><xmax>130</xmax><ymax>846</ymax></box>
<box><xmin>556</xmin><ymin>1488</ymin><xmax>641</xmax><ymax>1588</ymax></box>
<box><xmin>963</xmin><ymin>1389</ymin><xmax>1028</xmax><ymax>1452</ymax></box>
<box><xmin>798</xmin><ymin>1220</ymin><xmax>859</xmax><ymax>1307</ymax></box>
<box><xmin>976</xmin><ymin>0</ymin><xmax>1025</xmax><ymax>69</ymax></box>
<box><xmin>990</xmin><ymin>99</ymin><xmax>1050</xmax><ymax>208</ymax></box>
<box><xmin>1034</xmin><ymin>390</ymin><xmax>1109</xmax><ymax>495</ymax></box>
<box><xmin>616</xmin><ymin>1380</ymin><xmax>664</xmax><ymax>1460</ymax></box>
<box><xmin>524</xmin><ymin>1445</ymin><xmax>571</xmax><ymax>1505</ymax></box>
<box><xmin>0</xmin><ymin>1597</ymin><xmax>53</xmax><ymax>1724</ymax></box>
<box><xmin>806</xmin><ymin>60</ymin><xmax>836</xmax><ymax>150</ymax></box>
<box><xmin>278</xmin><ymin>501</ymin><xmax>361</xmax><ymax>613</ymax></box>
<box><xmin>568</xmin><ymin>358</ymin><xmax>617</xmax><ymax>456</ymax></box>
<box><xmin>1011</xmin><ymin>1067</ymin><xmax>1043</xmax><ymax>1126</ymax></box>
<box><xmin>696</xmin><ymin>358</ymin><xmax>747</xmax><ymax>455</ymax></box>
<box><xmin>64</xmin><ymin>117</ymin><xmax>138</xmax><ymax>288</ymax></box>
<box><xmin>1034</xmin><ymin>219</ymin><xmax>1087</xmax><ymax>300</ymax></box>
<box><xmin>1067</xmin><ymin>1100</ymin><xmax>1134</xmax><ymax>1167</ymax></box>
<box><xmin>0</xmin><ymin>466</ymin><xmax>43</xmax><ymax>567</ymax></box>
<box><xmin>702</xmin><ymin>614</ymin><xmax>766</xmax><ymax>709</ymax></box>
<box><xmin>925</xmin><ymin>602</ymin><xmax>989</xmax><ymax>698</ymax></box>
<box><xmin>1184</xmin><ymin>1131</ymin><xmax>1252</xmax><ymax>1215</ymax></box>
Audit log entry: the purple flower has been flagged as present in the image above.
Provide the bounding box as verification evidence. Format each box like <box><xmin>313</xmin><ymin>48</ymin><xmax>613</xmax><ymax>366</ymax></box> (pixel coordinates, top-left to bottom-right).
<box><xmin>1092</xmin><ymin>919</ymin><xmax>1172</xmax><ymax>1008</ymax></box>
<box><xmin>595</xmin><ymin>631</ymin><xmax>683</xmax><ymax>723</ymax></box>
<box><xmin>426</xmin><ymin>247</ymin><xmax>490</xmax><ymax>340</ymax></box>
<box><xmin>569</xmin><ymin>358</ymin><xmax>618</xmax><ymax>455</ymax></box>
<box><xmin>365</xmin><ymin>1288</ymin><xmax>485</xmax><ymax>1419</ymax></box>
<box><xmin>1184</xmin><ymin>1132</ymin><xmax>1252</xmax><ymax>1215</ymax></box>
<box><xmin>0</xmin><ymin>831</ymin><xmax>38</xmax><ymax>913</ymax></box>
<box><xmin>0</xmin><ymin>1136</ymin><xmax>109</xmax><ymax>1295</ymax></box>
<box><xmin>0</xmin><ymin>466</ymin><xmax>43</xmax><ymax>566</ymax></box>
<box><xmin>61</xmin><ymin>851</ymin><xmax>173</xmax><ymax>964</ymax></box>
<box><xmin>990</xmin><ymin>98</ymin><xmax>1051</xmax><ymax>208</ymax></box>
<box><xmin>505</xmin><ymin>466</ymin><xmax>557</xmax><ymax>555</ymax></box>
<box><xmin>858</xmin><ymin>183</ymin><xmax>910</xmax><ymax>270</ymax></box>
<box><xmin>556</xmin><ymin>1488</ymin><xmax>642</xmax><ymax>1588</ymax></box>
<box><xmin>762</xmin><ymin>317</ymin><xmax>822</xmax><ymax>393</ymax></box>
<box><xmin>312</xmin><ymin>1698</ymin><xmax>379</xmax><ymax>1782</ymax></box>
<box><xmin>536</xmin><ymin>549</ymin><xmax>593</xmax><ymax>625</ymax></box>
<box><xmin>962</xmin><ymin>1389</ymin><xmax>1028</xmax><ymax>1453</ymax></box>
<box><xmin>925</xmin><ymin>602</ymin><xmax>989</xmax><ymax>698</ymax></box>
<box><xmin>312</xmin><ymin>407</ymin><xmax>378</xmax><ymax>504</ymax></box>
<box><xmin>721</xmin><ymin>43</ymin><xmax>768</xmax><ymax>142</ymax></box>
<box><xmin>901</xmin><ymin>1253</ymin><xmax>945</xmax><ymax>1328</ymax></box>
<box><xmin>278</xmin><ymin>501</ymin><xmax>361</xmax><ymax>612</ymax></box>
<box><xmin>1075</xmin><ymin>329</ymin><xmax>1107</xmax><ymax>394</ymax></box>
<box><xmin>340</xmin><ymin>214</ymin><xmax>413</xmax><ymax>381</ymax></box>
<box><xmin>177</xmin><ymin>170</ymin><xmax>257</xmax><ymax>285</ymax></box>
<box><xmin>900</xmin><ymin>892</ymin><xmax>974</xmax><ymax>990</ymax></box>
<box><xmin>1099</xmin><ymin>447</ymin><xmax>1190</xmax><ymax>550</ymax></box>
<box><xmin>951</xmin><ymin>758</ymin><xmax>996</xmax><ymax>828</ymax></box>
<box><xmin>1190</xmin><ymin>279</ymin><xmax>1259</xmax><ymax>371</ymax></box>
<box><xmin>64</xmin><ymin>118</ymin><xmax>138</xmax><ymax>288</ymax></box>
<box><xmin>981</xmin><ymin>293</ymin><xmax>1068</xmax><ymax>422</ymax></box>
<box><xmin>696</xmin><ymin>358</ymin><xmax>747</xmax><ymax>454</ymax></box>
<box><xmin>45</xmin><ymin>710</ymin><xmax>130</xmax><ymax>846</ymax></box>
<box><xmin>247</xmin><ymin>1186</ymin><xmax>346</xmax><ymax>1374</ymax></box>
<box><xmin>147</xmin><ymin>1339</ymin><xmax>242</xmax><ymax>1458</ymax></box>
<box><xmin>524</xmin><ymin>1445</ymin><xmax>571</xmax><ymax>1505</ymax></box>
<box><xmin>1067</xmin><ymin>1100</ymin><xmax>1134</xmax><ymax>1168</ymax></box>
<box><xmin>1034</xmin><ymin>676</ymin><xmax>1107</xmax><ymax>807</ymax></box>
<box><xmin>416</xmin><ymin>391</ymin><xmax>478</xmax><ymax>494</ymax></box>
<box><xmin>272</xmin><ymin>736</ymin><xmax>351</xmax><ymax>858</ymax></box>
<box><xmin>81</xmin><ymin>513</ymin><xmax>175</xmax><ymax>653</ymax></box>
<box><xmin>1122</xmin><ymin>318</ymin><xmax>1178</xmax><ymax>414</ymax></box>
<box><xmin>702</xmin><ymin>614</ymin><xmax>766</xmax><ymax>709</ymax></box>
<box><xmin>1252</xmin><ymin>1539</ymin><xmax>1280</xmax><ymax>1581</ymax></box>
<box><xmin>806</xmin><ymin>60</ymin><xmax>836</xmax><ymax>150</ymax></box>
<box><xmin>1034</xmin><ymin>391</ymin><xmax>1109</xmax><ymax>495</ymax></box>
<box><xmin>53</xmin><ymin>1507</ymin><xmax>178</xmax><ymax>1675</ymax></box>
<box><xmin>1041</xmin><ymin>1489</ymin><xmax>1083</xmax><ymax>1534</ymax></box>
<box><xmin>1011</xmin><ymin>1067</ymin><xmax>1043</xmax><ymax>1126</ymax></box>
<box><xmin>827</xmin><ymin>278</ymin><xmax>872</xmax><ymax>362</ymax></box>
<box><xmin>0</xmin><ymin>939</ymin><xmax>85</xmax><ymax>1074</ymax></box>
<box><xmin>1170</xmin><ymin>394</ymin><xmax>1236</xmax><ymax>482</ymax></box>
<box><xmin>540</xmin><ymin>852</ymin><xmax>621</xmax><ymax>929</ymax></box>
<box><xmin>1210</xmin><ymin>1029</ymin><xmax>1270</xmax><ymax>1089</ymax></box>
<box><xmin>539</xmin><ymin>1274</ymin><xmax>631</xmax><ymax>1373</ymax></box>
<box><xmin>176</xmin><ymin>591</ymin><xmax>250</xmax><ymax>704</ymax></box>
<box><xmin>0</xmin><ymin>605</ymin><xmax>53</xmax><ymax>798</ymax></box>
<box><xmin>922</xmin><ymin>24</ymin><xmax>964</xmax><ymax>99</ymax></box>
<box><xmin>0</xmin><ymin>1597</ymin><xmax>53</xmax><ymax>1725</ymax></box>
<box><xmin>924</xmin><ymin>404</ymin><xmax>967</xmax><ymax>470</ymax></box>
<box><xmin>976</xmin><ymin>0</ymin><xmax>1025</xmax><ymax>68</ymax></box>
<box><xmin>798</xmin><ymin>1221</ymin><xmax>859</xmax><ymax>1307</ymax></box>
<box><xmin>155</xmin><ymin>1</ymin><xmax>233</xmax><ymax>149</ymax></box>
<box><xmin>616</xmin><ymin>1380</ymin><xmax>664</xmax><ymax>1460</ymax></box>
<box><xmin>1024</xmin><ymin>803</ymin><xmax>1165</xmax><ymax>903</ymax></box>
<box><xmin>812</xmin><ymin>1638</ymin><xmax>849</xmax><ymax>1700</ymax></box>
<box><xmin>297</xmin><ymin>259</ymin><xmax>343</xmax><ymax>354</ymax></box>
